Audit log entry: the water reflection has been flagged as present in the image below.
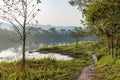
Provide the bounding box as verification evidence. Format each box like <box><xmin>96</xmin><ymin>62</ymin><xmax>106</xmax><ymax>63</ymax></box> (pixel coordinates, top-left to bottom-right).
<box><xmin>0</xmin><ymin>48</ymin><xmax>73</xmax><ymax>62</ymax></box>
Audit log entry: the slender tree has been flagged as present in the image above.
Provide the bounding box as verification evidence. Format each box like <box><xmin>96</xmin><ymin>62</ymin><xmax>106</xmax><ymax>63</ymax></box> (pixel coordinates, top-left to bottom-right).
<box><xmin>0</xmin><ymin>0</ymin><xmax>41</xmax><ymax>69</ymax></box>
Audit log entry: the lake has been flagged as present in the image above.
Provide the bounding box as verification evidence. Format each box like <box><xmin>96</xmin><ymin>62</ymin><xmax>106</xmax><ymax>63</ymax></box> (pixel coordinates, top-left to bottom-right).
<box><xmin>0</xmin><ymin>47</ymin><xmax>73</xmax><ymax>62</ymax></box>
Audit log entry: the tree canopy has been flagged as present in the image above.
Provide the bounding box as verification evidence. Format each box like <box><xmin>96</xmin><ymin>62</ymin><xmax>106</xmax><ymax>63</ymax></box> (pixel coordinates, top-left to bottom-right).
<box><xmin>69</xmin><ymin>0</ymin><xmax>120</xmax><ymax>57</ymax></box>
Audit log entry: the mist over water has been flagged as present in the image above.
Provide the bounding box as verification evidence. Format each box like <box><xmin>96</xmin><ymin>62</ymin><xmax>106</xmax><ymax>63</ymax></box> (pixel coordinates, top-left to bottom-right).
<box><xmin>0</xmin><ymin>46</ymin><xmax>73</xmax><ymax>62</ymax></box>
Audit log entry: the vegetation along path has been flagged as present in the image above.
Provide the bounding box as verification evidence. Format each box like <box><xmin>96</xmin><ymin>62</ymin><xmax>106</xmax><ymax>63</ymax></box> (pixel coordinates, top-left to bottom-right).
<box><xmin>78</xmin><ymin>54</ymin><xmax>98</xmax><ymax>80</ymax></box>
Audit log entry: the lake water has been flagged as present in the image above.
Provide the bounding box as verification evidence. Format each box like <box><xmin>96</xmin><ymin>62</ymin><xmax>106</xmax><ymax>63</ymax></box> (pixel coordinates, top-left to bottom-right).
<box><xmin>0</xmin><ymin>48</ymin><xmax>73</xmax><ymax>62</ymax></box>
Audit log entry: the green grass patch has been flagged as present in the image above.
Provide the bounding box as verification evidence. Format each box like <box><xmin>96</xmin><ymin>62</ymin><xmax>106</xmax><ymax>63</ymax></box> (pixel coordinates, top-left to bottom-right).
<box><xmin>94</xmin><ymin>56</ymin><xmax>120</xmax><ymax>80</ymax></box>
<box><xmin>0</xmin><ymin>58</ymin><xmax>91</xmax><ymax>80</ymax></box>
<box><xmin>90</xmin><ymin>40</ymin><xmax>120</xmax><ymax>80</ymax></box>
<box><xmin>38</xmin><ymin>42</ymin><xmax>92</xmax><ymax>59</ymax></box>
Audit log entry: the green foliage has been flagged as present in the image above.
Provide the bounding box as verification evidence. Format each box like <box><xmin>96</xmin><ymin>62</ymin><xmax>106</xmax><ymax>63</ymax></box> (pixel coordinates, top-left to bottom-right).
<box><xmin>69</xmin><ymin>0</ymin><xmax>92</xmax><ymax>10</ymax></box>
<box><xmin>84</xmin><ymin>0</ymin><xmax>120</xmax><ymax>57</ymax></box>
<box><xmin>91</xmin><ymin>40</ymin><xmax>108</xmax><ymax>59</ymax></box>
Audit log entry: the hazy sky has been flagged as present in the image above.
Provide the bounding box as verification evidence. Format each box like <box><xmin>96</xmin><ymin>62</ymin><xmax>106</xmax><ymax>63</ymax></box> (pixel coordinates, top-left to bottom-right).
<box><xmin>0</xmin><ymin>0</ymin><xmax>83</xmax><ymax>27</ymax></box>
<box><xmin>37</xmin><ymin>0</ymin><xmax>82</xmax><ymax>26</ymax></box>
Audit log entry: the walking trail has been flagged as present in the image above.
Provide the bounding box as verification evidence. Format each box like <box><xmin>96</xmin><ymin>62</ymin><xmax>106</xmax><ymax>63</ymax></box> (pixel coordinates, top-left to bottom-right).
<box><xmin>78</xmin><ymin>54</ymin><xmax>98</xmax><ymax>80</ymax></box>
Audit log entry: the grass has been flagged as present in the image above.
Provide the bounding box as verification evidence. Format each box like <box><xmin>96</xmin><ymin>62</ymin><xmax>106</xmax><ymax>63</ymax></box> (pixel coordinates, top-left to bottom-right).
<box><xmin>94</xmin><ymin>56</ymin><xmax>120</xmax><ymax>80</ymax></box>
<box><xmin>0</xmin><ymin>41</ymin><xmax>93</xmax><ymax>80</ymax></box>
<box><xmin>0</xmin><ymin>58</ymin><xmax>91</xmax><ymax>80</ymax></box>
<box><xmin>90</xmin><ymin>40</ymin><xmax>120</xmax><ymax>80</ymax></box>
<box><xmin>38</xmin><ymin>41</ymin><xmax>92</xmax><ymax>59</ymax></box>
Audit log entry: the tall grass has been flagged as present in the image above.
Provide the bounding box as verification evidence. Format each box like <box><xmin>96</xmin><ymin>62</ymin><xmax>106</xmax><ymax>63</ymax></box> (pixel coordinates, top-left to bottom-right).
<box><xmin>94</xmin><ymin>56</ymin><xmax>120</xmax><ymax>80</ymax></box>
<box><xmin>0</xmin><ymin>58</ymin><xmax>91</xmax><ymax>80</ymax></box>
<box><xmin>91</xmin><ymin>40</ymin><xmax>120</xmax><ymax>80</ymax></box>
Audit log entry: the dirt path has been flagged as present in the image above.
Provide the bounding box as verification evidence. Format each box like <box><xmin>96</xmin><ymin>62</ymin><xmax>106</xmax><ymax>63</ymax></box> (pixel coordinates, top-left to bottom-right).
<box><xmin>78</xmin><ymin>54</ymin><xmax>97</xmax><ymax>80</ymax></box>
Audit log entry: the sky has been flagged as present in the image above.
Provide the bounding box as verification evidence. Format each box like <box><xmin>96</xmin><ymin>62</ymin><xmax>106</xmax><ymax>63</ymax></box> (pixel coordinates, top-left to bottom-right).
<box><xmin>37</xmin><ymin>0</ymin><xmax>83</xmax><ymax>26</ymax></box>
<box><xmin>0</xmin><ymin>0</ymin><xmax>83</xmax><ymax>27</ymax></box>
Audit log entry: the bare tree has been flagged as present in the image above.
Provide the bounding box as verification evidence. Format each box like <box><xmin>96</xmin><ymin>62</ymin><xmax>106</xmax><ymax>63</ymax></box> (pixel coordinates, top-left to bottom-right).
<box><xmin>0</xmin><ymin>0</ymin><xmax>41</xmax><ymax>69</ymax></box>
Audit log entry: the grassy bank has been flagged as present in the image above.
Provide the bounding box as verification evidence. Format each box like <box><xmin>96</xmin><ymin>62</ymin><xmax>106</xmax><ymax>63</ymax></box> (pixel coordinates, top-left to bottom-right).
<box><xmin>38</xmin><ymin>41</ymin><xmax>92</xmax><ymax>59</ymax></box>
<box><xmin>0</xmin><ymin>42</ymin><xmax>92</xmax><ymax>80</ymax></box>
<box><xmin>94</xmin><ymin>56</ymin><xmax>120</xmax><ymax>80</ymax></box>
<box><xmin>91</xmin><ymin>40</ymin><xmax>120</xmax><ymax>80</ymax></box>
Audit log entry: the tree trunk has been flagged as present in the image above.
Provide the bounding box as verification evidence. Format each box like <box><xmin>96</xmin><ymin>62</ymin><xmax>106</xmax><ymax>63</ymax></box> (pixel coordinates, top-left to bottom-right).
<box><xmin>21</xmin><ymin>7</ymin><xmax>27</xmax><ymax>69</ymax></box>
<box><xmin>21</xmin><ymin>25</ymin><xmax>26</xmax><ymax>69</ymax></box>
<box><xmin>114</xmin><ymin>36</ymin><xmax>117</xmax><ymax>57</ymax></box>
<box><xmin>116</xmin><ymin>39</ymin><xmax>119</xmax><ymax>56</ymax></box>
<box><xmin>111</xmin><ymin>35</ymin><xmax>114</xmax><ymax>58</ymax></box>
<box><xmin>20</xmin><ymin>27</ymin><xmax>26</xmax><ymax>70</ymax></box>
<box><xmin>107</xmin><ymin>39</ymin><xmax>111</xmax><ymax>55</ymax></box>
